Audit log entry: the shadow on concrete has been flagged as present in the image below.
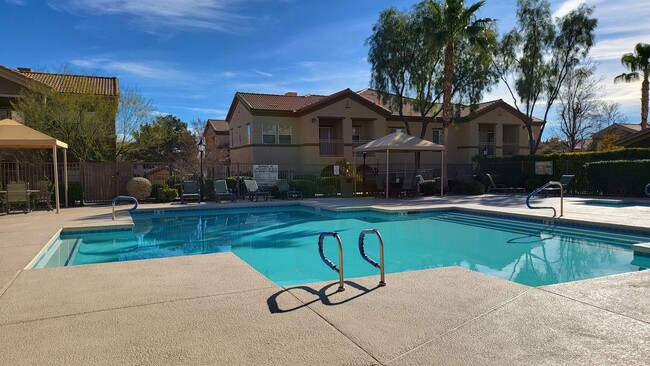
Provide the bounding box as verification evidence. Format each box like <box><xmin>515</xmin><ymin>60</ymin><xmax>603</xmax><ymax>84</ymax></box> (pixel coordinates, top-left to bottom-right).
<box><xmin>267</xmin><ymin>280</ymin><xmax>383</xmax><ymax>314</ymax></box>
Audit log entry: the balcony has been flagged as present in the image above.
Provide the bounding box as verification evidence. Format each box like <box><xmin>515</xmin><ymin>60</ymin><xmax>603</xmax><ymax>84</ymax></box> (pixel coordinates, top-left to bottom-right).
<box><xmin>319</xmin><ymin>139</ymin><xmax>344</xmax><ymax>157</ymax></box>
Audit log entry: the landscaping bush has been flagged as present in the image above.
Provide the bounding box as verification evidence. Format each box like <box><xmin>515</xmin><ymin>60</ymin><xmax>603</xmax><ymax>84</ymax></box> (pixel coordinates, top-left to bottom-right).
<box><xmin>59</xmin><ymin>182</ymin><xmax>83</xmax><ymax>206</ymax></box>
<box><xmin>420</xmin><ymin>179</ymin><xmax>441</xmax><ymax>196</ymax></box>
<box><xmin>226</xmin><ymin>176</ymin><xmax>252</xmax><ymax>197</ymax></box>
<box><xmin>204</xmin><ymin>179</ymin><xmax>216</xmax><ymax>201</ymax></box>
<box><xmin>156</xmin><ymin>185</ymin><xmax>178</xmax><ymax>202</ymax></box>
<box><xmin>293</xmin><ymin>174</ymin><xmax>318</xmax><ymax>182</ymax></box>
<box><xmin>316</xmin><ymin>176</ymin><xmax>337</xmax><ymax>196</ymax></box>
<box><xmin>290</xmin><ymin>179</ymin><xmax>316</xmax><ymax>197</ymax></box>
<box><xmin>524</xmin><ymin>177</ymin><xmax>543</xmax><ymax>193</ymax></box>
<box><xmin>585</xmin><ymin>159</ymin><xmax>650</xmax><ymax>196</ymax></box>
<box><xmin>126</xmin><ymin>177</ymin><xmax>152</xmax><ymax>200</ymax></box>
<box><xmin>452</xmin><ymin>180</ymin><xmax>485</xmax><ymax>195</ymax></box>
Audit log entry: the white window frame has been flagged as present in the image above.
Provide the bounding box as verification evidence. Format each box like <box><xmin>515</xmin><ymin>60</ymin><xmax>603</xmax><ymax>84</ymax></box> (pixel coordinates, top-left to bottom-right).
<box><xmin>432</xmin><ymin>128</ymin><xmax>442</xmax><ymax>144</ymax></box>
<box><xmin>278</xmin><ymin>125</ymin><xmax>292</xmax><ymax>144</ymax></box>
<box><xmin>262</xmin><ymin>125</ymin><xmax>276</xmax><ymax>144</ymax></box>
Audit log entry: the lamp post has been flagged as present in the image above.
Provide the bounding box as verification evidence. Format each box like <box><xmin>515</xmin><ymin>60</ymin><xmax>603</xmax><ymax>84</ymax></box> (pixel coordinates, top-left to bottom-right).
<box><xmin>198</xmin><ymin>137</ymin><xmax>206</xmax><ymax>203</ymax></box>
<box><xmin>362</xmin><ymin>152</ymin><xmax>367</xmax><ymax>196</ymax></box>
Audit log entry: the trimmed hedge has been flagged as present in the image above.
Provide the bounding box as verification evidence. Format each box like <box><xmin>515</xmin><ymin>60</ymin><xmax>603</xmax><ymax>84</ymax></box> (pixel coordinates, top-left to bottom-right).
<box><xmin>480</xmin><ymin>148</ymin><xmax>650</xmax><ymax>194</ymax></box>
<box><xmin>585</xmin><ymin>160</ymin><xmax>650</xmax><ymax>196</ymax></box>
<box><xmin>291</xmin><ymin>180</ymin><xmax>316</xmax><ymax>197</ymax></box>
<box><xmin>156</xmin><ymin>186</ymin><xmax>179</xmax><ymax>202</ymax></box>
<box><xmin>420</xmin><ymin>179</ymin><xmax>441</xmax><ymax>196</ymax></box>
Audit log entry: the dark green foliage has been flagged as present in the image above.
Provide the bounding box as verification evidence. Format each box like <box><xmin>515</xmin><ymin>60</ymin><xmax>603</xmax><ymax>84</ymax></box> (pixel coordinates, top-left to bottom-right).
<box><xmin>453</xmin><ymin>180</ymin><xmax>485</xmax><ymax>195</ymax></box>
<box><xmin>156</xmin><ymin>185</ymin><xmax>178</xmax><ymax>202</ymax></box>
<box><xmin>290</xmin><ymin>180</ymin><xmax>316</xmax><ymax>197</ymax></box>
<box><xmin>293</xmin><ymin>174</ymin><xmax>318</xmax><ymax>182</ymax></box>
<box><xmin>126</xmin><ymin>115</ymin><xmax>195</xmax><ymax>162</ymax></box>
<box><xmin>420</xmin><ymin>178</ymin><xmax>441</xmax><ymax>196</ymax></box>
<box><xmin>585</xmin><ymin>160</ymin><xmax>650</xmax><ymax>196</ymax></box>
<box><xmin>225</xmin><ymin>176</ymin><xmax>252</xmax><ymax>197</ymax></box>
<box><xmin>204</xmin><ymin>179</ymin><xmax>215</xmax><ymax>201</ymax></box>
<box><xmin>59</xmin><ymin>182</ymin><xmax>83</xmax><ymax>206</ymax></box>
<box><xmin>480</xmin><ymin>148</ymin><xmax>650</xmax><ymax>193</ymax></box>
<box><xmin>524</xmin><ymin>177</ymin><xmax>543</xmax><ymax>192</ymax></box>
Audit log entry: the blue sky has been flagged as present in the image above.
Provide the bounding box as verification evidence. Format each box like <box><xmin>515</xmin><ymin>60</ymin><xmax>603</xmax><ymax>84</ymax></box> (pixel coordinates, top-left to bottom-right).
<box><xmin>3</xmin><ymin>0</ymin><xmax>649</xmax><ymax>132</ymax></box>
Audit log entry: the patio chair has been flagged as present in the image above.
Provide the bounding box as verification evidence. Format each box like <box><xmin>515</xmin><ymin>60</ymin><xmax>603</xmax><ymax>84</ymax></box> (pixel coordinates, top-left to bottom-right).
<box><xmin>7</xmin><ymin>182</ymin><xmax>30</xmax><ymax>213</ymax></box>
<box><xmin>542</xmin><ymin>175</ymin><xmax>575</xmax><ymax>196</ymax></box>
<box><xmin>244</xmin><ymin>180</ymin><xmax>272</xmax><ymax>201</ymax></box>
<box><xmin>214</xmin><ymin>180</ymin><xmax>236</xmax><ymax>203</ymax></box>
<box><xmin>276</xmin><ymin>179</ymin><xmax>303</xmax><ymax>200</ymax></box>
<box><xmin>485</xmin><ymin>174</ymin><xmax>526</xmax><ymax>194</ymax></box>
<box><xmin>32</xmin><ymin>180</ymin><xmax>54</xmax><ymax>211</ymax></box>
<box><xmin>180</xmin><ymin>180</ymin><xmax>201</xmax><ymax>204</ymax></box>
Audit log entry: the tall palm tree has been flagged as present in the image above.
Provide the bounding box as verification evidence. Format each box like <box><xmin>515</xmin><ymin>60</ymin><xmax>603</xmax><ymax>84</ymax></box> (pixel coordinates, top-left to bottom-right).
<box><xmin>429</xmin><ymin>0</ymin><xmax>493</xmax><ymax>185</ymax></box>
<box><xmin>614</xmin><ymin>43</ymin><xmax>650</xmax><ymax>130</ymax></box>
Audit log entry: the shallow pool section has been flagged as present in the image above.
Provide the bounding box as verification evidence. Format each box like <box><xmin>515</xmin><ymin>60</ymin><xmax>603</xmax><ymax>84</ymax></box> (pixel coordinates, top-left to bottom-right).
<box><xmin>32</xmin><ymin>206</ymin><xmax>649</xmax><ymax>286</ymax></box>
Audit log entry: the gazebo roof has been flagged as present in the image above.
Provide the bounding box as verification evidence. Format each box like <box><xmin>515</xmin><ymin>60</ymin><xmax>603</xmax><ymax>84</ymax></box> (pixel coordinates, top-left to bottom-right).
<box><xmin>353</xmin><ymin>131</ymin><xmax>445</xmax><ymax>153</ymax></box>
<box><xmin>0</xmin><ymin>119</ymin><xmax>68</xmax><ymax>149</ymax></box>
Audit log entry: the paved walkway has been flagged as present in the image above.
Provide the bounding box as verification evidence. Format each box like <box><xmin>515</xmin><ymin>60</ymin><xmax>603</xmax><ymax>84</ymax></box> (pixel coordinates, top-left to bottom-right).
<box><xmin>1</xmin><ymin>195</ymin><xmax>649</xmax><ymax>365</ymax></box>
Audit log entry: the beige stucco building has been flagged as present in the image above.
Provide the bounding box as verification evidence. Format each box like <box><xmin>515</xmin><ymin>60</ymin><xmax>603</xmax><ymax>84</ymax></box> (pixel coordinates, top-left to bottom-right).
<box><xmin>225</xmin><ymin>88</ymin><xmax>542</xmax><ymax>176</ymax></box>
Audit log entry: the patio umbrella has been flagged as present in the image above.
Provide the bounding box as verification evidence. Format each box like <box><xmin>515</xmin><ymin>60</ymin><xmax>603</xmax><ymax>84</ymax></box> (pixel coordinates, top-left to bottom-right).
<box><xmin>353</xmin><ymin>131</ymin><xmax>445</xmax><ymax>199</ymax></box>
<box><xmin>0</xmin><ymin>119</ymin><xmax>69</xmax><ymax>213</ymax></box>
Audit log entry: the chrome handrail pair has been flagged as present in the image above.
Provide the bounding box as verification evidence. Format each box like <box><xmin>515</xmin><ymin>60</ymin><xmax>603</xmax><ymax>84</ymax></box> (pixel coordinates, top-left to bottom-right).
<box><xmin>111</xmin><ymin>195</ymin><xmax>138</xmax><ymax>220</ymax></box>
<box><xmin>318</xmin><ymin>229</ymin><xmax>385</xmax><ymax>292</ymax></box>
<box><xmin>526</xmin><ymin>181</ymin><xmax>563</xmax><ymax>218</ymax></box>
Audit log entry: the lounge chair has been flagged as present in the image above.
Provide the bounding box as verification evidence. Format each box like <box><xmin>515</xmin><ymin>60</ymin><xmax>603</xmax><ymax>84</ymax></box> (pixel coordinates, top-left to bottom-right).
<box><xmin>485</xmin><ymin>174</ymin><xmax>526</xmax><ymax>194</ymax></box>
<box><xmin>542</xmin><ymin>175</ymin><xmax>575</xmax><ymax>196</ymax></box>
<box><xmin>214</xmin><ymin>180</ymin><xmax>236</xmax><ymax>203</ymax></box>
<box><xmin>32</xmin><ymin>180</ymin><xmax>54</xmax><ymax>211</ymax></box>
<box><xmin>180</xmin><ymin>180</ymin><xmax>201</xmax><ymax>204</ymax></box>
<box><xmin>243</xmin><ymin>180</ymin><xmax>272</xmax><ymax>201</ymax></box>
<box><xmin>276</xmin><ymin>179</ymin><xmax>303</xmax><ymax>200</ymax></box>
<box><xmin>7</xmin><ymin>182</ymin><xmax>30</xmax><ymax>213</ymax></box>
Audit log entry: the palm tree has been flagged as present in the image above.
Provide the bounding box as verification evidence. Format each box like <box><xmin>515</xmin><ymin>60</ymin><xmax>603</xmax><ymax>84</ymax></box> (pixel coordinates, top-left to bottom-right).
<box><xmin>429</xmin><ymin>0</ymin><xmax>494</xmax><ymax>184</ymax></box>
<box><xmin>614</xmin><ymin>43</ymin><xmax>650</xmax><ymax>130</ymax></box>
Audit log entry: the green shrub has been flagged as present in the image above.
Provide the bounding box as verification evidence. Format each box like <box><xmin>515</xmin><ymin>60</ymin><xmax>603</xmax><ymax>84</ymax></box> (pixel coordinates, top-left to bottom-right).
<box><xmin>524</xmin><ymin>177</ymin><xmax>543</xmax><ymax>192</ymax></box>
<box><xmin>127</xmin><ymin>177</ymin><xmax>152</xmax><ymax>200</ymax></box>
<box><xmin>59</xmin><ymin>182</ymin><xmax>83</xmax><ymax>206</ymax></box>
<box><xmin>156</xmin><ymin>186</ymin><xmax>178</xmax><ymax>202</ymax></box>
<box><xmin>204</xmin><ymin>180</ymin><xmax>215</xmax><ymax>200</ymax></box>
<box><xmin>585</xmin><ymin>160</ymin><xmax>650</xmax><ymax>196</ymax></box>
<box><xmin>290</xmin><ymin>180</ymin><xmax>316</xmax><ymax>197</ymax></box>
<box><xmin>294</xmin><ymin>174</ymin><xmax>318</xmax><ymax>182</ymax></box>
<box><xmin>225</xmin><ymin>176</ymin><xmax>252</xmax><ymax>197</ymax></box>
<box><xmin>420</xmin><ymin>179</ymin><xmax>441</xmax><ymax>196</ymax></box>
<box><xmin>464</xmin><ymin>180</ymin><xmax>485</xmax><ymax>195</ymax></box>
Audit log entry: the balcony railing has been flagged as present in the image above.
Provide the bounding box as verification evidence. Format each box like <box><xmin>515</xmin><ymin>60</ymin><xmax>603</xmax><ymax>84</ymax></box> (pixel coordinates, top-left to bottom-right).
<box><xmin>319</xmin><ymin>139</ymin><xmax>344</xmax><ymax>156</ymax></box>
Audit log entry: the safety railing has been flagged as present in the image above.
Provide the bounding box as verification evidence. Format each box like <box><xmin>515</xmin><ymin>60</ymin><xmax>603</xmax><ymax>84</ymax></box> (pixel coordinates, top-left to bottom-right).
<box><xmin>318</xmin><ymin>232</ymin><xmax>345</xmax><ymax>292</ymax></box>
<box><xmin>358</xmin><ymin>229</ymin><xmax>386</xmax><ymax>286</ymax></box>
<box><xmin>526</xmin><ymin>181</ymin><xmax>563</xmax><ymax>218</ymax></box>
<box><xmin>111</xmin><ymin>195</ymin><xmax>138</xmax><ymax>220</ymax></box>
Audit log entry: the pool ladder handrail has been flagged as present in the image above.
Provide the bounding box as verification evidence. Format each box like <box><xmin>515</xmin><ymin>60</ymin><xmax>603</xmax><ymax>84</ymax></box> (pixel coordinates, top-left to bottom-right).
<box><xmin>358</xmin><ymin>229</ymin><xmax>386</xmax><ymax>286</ymax></box>
<box><xmin>526</xmin><ymin>181</ymin><xmax>563</xmax><ymax>218</ymax></box>
<box><xmin>645</xmin><ymin>182</ymin><xmax>650</xmax><ymax>197</ymax></box>
<box><xmin>318</xmin><ymin>232</ymin><xmax>345</xmax><ymax>292</ymax></box>
<box><xmin>112</xmin><ymin>195</ymin><xmax>139</xmax><ymax>220</ymax></box>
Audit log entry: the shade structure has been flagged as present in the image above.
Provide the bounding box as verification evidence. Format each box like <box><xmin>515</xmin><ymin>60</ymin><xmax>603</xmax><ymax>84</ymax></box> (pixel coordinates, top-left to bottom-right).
<box><xmin>353</xmin><ymin>131</ymin><xmax>445</xmax><ymax>199</ymax></box>
<box><xmin>0</xmin><ymin>119</ymin><xmax>68</xmax><ymax>213</ymax></box>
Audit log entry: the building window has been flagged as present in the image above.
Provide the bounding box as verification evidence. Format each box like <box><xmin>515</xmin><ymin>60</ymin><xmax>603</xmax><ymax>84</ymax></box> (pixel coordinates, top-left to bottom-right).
<box><xmin>229</xmin><ymin>128</ymin><xmax>233</xmax><ymax>147</ymax></box>
<box><xmin>278</xmin><ymin>125</ymin><xmax>292</xmax><ymax>144</ymax></box>
<box><xmin>388</xmin><ymin>127</ymin><xmax>404</xmax><ymax>134</ymax></box>
<box><xmin>432</xmin><ymin>129</ymin><xmax>442</xmax><ymax>144</ymax></box>
<box><xmin>352</xmin><ymin>127</ymin><xmax>360</xmax><ymax>142</ymax></box>
<box><xmin>246</xmin><ymin>123</ymin><xmax>251</xmax><ymax>144</ymax></box>
<box><xmin>237</xmin><ymin>126</ymin><xmax>242</xmax><ymax>145</ymax></box>
<box><xmin>263</xmin><ymin>125</ymin><xmax>276</xmax><ymax>144</ymax></box>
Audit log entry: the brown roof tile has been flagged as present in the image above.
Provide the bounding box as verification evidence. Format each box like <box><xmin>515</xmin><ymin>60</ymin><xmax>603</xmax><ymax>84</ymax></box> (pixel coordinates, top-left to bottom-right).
<box><xmin>17</xmin><ymin>69</ymin><xmax>119</xmax><ymax>96</ymax></box>
<box><xmin>237</xmin><ymin>92</ymin><xmax>327</xmax><ymax>112</ymax></box>
<box><xmin>207</xmin><ymin>119</ymin><xmax>229</xmax><ymax>132</ymax></box>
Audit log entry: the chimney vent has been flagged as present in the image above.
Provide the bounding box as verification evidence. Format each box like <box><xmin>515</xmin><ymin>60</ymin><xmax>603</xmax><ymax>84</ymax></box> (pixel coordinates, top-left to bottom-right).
<box><xmin>17</xmin><ymin>67</ymin><xmax>32</xmax><ymax>73</ymax></box>
<box><xmin>284</xmin><ymin>92</ymin><xmax>298</xmax><ymax>97</ymax></box>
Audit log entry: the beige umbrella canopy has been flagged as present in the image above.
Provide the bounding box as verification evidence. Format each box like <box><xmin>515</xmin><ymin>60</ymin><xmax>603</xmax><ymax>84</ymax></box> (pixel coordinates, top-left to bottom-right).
<box><xmin>353</xmin><ymin>131</ymin><xmax>445</xmax><ymax>198</ymax></box>
<box><xmin>0</xmin><ymin>119</ymin><xmax>68</xmax><ymax>213</ymax></box>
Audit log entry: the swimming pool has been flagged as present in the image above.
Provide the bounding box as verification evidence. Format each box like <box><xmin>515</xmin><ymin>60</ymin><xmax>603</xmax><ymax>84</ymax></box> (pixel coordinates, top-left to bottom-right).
<box><xmin>31</xmin><ymin>206</ymin><xmax>649</xmax><ymax>286</ymax></box>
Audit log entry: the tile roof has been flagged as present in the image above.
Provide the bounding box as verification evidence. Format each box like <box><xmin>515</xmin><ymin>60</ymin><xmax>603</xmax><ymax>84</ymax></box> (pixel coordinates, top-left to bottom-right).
<box><xmin>10</xmin><ymin>67</ymin><xmax>119</xmax><ymax>96</ymax></box>
<box><xmin>207</xmin><ymin>119</ymin><xmax>229</xmax><ymax>132</ymax></box>
<box><xmin>236</xmin><ymin>92</ymin><xmax>328</xmax><ymax>112</ymax></box>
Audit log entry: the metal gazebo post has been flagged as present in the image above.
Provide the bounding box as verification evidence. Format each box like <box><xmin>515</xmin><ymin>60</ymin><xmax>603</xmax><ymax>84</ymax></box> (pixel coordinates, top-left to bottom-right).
<box><xmin>198</xmin><ymin>137</ymin><xmax>206</xmax><ymax>203</ymax></box>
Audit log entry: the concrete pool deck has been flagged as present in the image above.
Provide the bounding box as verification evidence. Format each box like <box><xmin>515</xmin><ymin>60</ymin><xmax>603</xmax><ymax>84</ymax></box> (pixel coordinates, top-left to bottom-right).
<box><xmin>1</xmin><ymin>195</ymin><xmax>650</xmax><ymax>365</ymax></box>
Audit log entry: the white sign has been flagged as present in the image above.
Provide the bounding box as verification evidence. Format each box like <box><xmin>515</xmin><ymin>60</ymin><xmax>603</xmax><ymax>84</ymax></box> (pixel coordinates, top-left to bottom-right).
<box><xmin>333</xmin><ymin>165</ymin><xmax>340</xmax><ymax>176</ymax></box>
<box><xmin>253</xmin><ymin>165</ymin><xmax>279</xmax><ymax>187</ymax></box>
<box><xmin>535</xmin><ymin>161</ymin><xmax>553</xmax><ymax>175</ymax></box>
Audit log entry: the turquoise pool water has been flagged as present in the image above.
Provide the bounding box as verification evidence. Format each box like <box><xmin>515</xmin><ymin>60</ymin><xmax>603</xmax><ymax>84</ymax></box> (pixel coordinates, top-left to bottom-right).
<box><xmin>33</xmin><ymin>206</ymin><xmax>649</xmax><ymax>286</ymax></box>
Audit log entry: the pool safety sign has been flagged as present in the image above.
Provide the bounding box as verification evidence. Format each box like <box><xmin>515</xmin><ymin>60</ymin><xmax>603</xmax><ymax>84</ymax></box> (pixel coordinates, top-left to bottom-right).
<box><xmin>253</xmin><ymin>165</ymin><xmax>278</xmax><ymax>187</ymax></box>
<box><xmin>535</xmin><ymin>161</ymin><xmax>553</xmax><ymax>175</ymax></box>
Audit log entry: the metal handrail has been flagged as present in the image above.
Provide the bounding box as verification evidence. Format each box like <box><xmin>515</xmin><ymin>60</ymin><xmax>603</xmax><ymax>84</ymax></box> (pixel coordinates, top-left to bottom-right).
<box><xmin>112</xmin><ymin>195</ymin><xmax>139</xmax><ymax>220</ymax></box>
<box><xmin>318</xmin><ymin>232</ymin><xmax>345</xmax><ymax>292</ymax></box>
<box><xmin>645</xmin><ymin>182</ymin><xmax>650</xmax><ymax>197</ymax></box>
<box><xmin>358</xmin><ymin>229</ymin><xmax>386</xmax><ymax>286</ymax></box>
<box><xmin>526</xmin><ymin>181</ymin><xmax>563</xmax><ymax>218</ymax></box>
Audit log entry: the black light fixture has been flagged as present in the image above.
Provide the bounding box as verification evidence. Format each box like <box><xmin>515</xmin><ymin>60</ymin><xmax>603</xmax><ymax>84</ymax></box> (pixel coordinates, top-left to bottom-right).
<box><xmin>198</xmin><ymin>137</ymin><xmax>206</xmax><ymax>203</ymax></box>
<box><xmin>482</xmin><ymin>146</ymin><xmax>488</xmax><ymax>158</ymax></box>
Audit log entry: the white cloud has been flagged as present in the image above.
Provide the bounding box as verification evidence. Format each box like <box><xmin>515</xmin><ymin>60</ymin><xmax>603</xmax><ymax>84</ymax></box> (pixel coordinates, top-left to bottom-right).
<box><xmin>251</xmin><ymin>69</ymin><xmax>273</xmax><ymax>77</ymax></box>
<box><xmin>552</xmin><ymin>0</ymin><xmax>602</xmax><ymax>19</ymax></box>
<box><xmin>6</xmin><ymin>0</ymin><xmax>26</xmax><ymax>5</ymax></box>
<box><xmin>70</xmin><ymin>58</ymin><xmax>189</xmax><ymax>81</ymax></box>
<box><xmin>184</xmin><ymin>107</ymin><xmax>228</xmax><ymax>116</ymax></box>
<box><xmin>49</xmin><ymin>0</ymin><xmax>250</xmax><ymax>32</ymax></box>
